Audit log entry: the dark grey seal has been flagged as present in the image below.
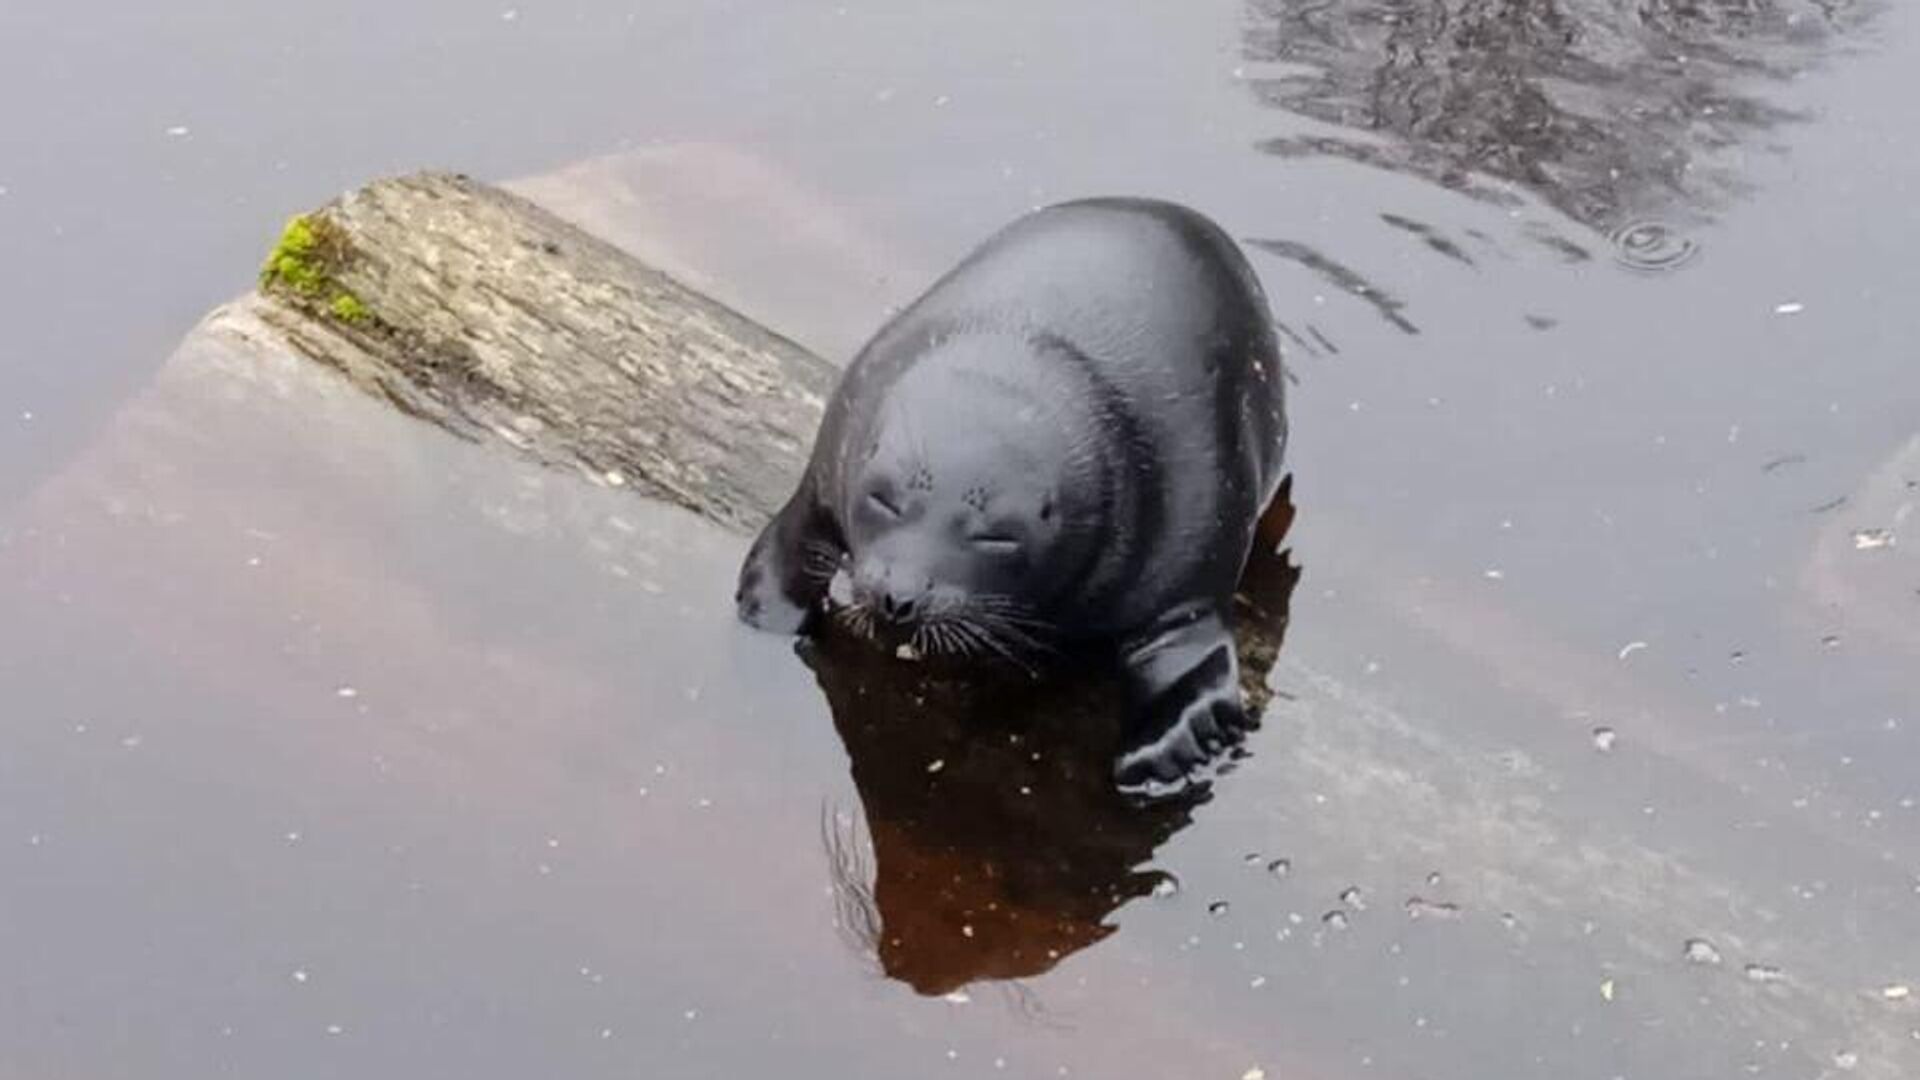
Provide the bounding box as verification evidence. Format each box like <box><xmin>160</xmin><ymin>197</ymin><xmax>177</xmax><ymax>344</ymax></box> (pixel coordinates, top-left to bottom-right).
<box><xmin>736</xmin><ymin>197</ymin><xmax>1288</xmax><ymax>794</ymax></box>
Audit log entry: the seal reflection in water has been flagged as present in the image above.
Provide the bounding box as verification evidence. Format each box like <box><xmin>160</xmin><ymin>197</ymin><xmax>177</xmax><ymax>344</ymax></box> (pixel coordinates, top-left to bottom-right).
<box><xmin>813</xmin><ymin>508</ymin><xmax>1298</xmax><ymax>996</ymax></box>
<box><xmin>737</xmin><ymin>198</ymin><xmax>1290</xmax><ymax>793</ymax></box>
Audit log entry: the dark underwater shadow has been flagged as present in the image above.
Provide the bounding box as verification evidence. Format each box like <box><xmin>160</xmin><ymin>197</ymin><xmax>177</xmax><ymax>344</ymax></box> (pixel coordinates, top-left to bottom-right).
<box><xmin>804</xmin><ymin>479</ymin><xmax>1301</xmax><ymax>997</ymax></box>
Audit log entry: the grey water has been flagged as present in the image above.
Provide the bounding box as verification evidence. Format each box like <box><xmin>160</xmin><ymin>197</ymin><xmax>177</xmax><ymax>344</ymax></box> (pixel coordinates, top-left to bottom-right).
<box><xmin>3</xmin><ymin>0</ymin><xmax>1918</xmax><ymax>1077</ymax></box>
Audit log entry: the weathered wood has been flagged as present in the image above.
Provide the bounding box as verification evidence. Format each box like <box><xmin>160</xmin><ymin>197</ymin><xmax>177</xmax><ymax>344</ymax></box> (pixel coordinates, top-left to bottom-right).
<box><xmin>255</xmin><ymin>171</ymin><xmax>835</xmax><ymax>535</ymax></box>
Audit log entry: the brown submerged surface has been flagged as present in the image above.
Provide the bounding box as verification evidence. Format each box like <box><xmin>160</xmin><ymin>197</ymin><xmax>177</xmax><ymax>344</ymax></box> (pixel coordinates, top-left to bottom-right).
<box><xmin>3</xmin><ymin>0</ymin><xmax>1918</xmax><ymax>1077</ymax></box>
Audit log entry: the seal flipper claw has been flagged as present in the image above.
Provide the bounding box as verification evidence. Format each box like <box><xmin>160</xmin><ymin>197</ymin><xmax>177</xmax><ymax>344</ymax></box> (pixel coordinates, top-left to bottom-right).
<box><xmin>735</xmin><ymin>487</ymin><xmax>839</xmax><ymax>634</ymax></box>
<box><xmin>1114</xmin><ymin>607</ymin><xmax>1250</xmax><ymax>794</ymax></box>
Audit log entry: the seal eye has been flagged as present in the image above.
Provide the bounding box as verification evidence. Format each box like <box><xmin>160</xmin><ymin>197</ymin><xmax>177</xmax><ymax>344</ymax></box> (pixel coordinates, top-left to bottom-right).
<box><xmin>867</xmin><ymin>491</ymin><xmax>903</xmax><ymax>519</ymax></box>
<box><xmin>969</xmin><ymin>534</ymin><xmax>1023</xmax><ymax>556</ymax></box>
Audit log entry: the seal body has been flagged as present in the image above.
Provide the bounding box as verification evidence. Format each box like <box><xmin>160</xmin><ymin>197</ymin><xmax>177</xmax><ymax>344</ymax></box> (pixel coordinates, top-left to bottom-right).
<box><xmin>736</xmin><ymin>197</ymin><xmax>1287</xmax><ymax>793</ymax></box>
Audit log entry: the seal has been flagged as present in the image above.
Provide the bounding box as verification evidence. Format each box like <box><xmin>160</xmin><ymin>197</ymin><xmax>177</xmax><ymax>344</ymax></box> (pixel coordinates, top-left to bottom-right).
<box><xmin>735</xmin><ymin>197</ymin><xmax>1288</xmax><ymax>794</ymax></box>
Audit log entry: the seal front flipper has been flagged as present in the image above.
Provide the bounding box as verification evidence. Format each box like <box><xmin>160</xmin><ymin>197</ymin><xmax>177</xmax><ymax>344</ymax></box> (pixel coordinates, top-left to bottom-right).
<box><xmin>735</xmin><ymin>484</ymin><xmax>841</xmax><ymax>634</ymax></box>
<box><xmin>1114</xmin><ymin>606</ymin><xmax>1252</xmax><ymax>798</ymax></box>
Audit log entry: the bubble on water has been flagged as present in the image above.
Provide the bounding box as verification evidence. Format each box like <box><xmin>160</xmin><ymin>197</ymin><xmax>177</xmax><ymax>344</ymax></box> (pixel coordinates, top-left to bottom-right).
<box><xmin>1745</xmin><ymin>963</ymin><xmax>1786</xmax><ymax>983</ymax></box>
<box><xmin>1426</xmin><ymin>871</ymin><xmax>1443</xmax><ymax>887</ymax></box>
<box><xmin>1834</xmin><ymin>1050</ymin><xmax>1859</xmax><ymax>1070</ymax></box>
<box><xmin>1149</xmin><ymin>874</ymin><xmax>1181</xmax><ymax>899</ymax></box>
<box><xmin>1852</xmin><ymin>529</ymin><xmax>1896</xmax><ymax>551</ymax></box>
<box><xmin>1610</xmin><ymin>221</ymin><xmax>1698</xmax><ymax>272</ymax></box>
<box><xmin>1208</xmin><ymin>901</ymin><xmax>1231</xmax><ymax>916</ymax></box>
<box><xmin>1339</xmin><ymin>886</ymin><xmax>1367</xmax><ymax>910</ymax></box>
<box><xmin>1322</xmin><ymin>910</ymin><xmax>1351</xmax><ymax>931</ymax></box>
<box><xmin>1243</xmin><ymin>1069</ymin><xmax>1268</xmax><ymax>1080</ymax></box>
<box><xmin>1821</xmin><ymin>634</ymin><xmax>1842</xmax><ymax>648</ymax></box>
<box><xmin>1882</xmin><ymin>984</ymin><xmax>1912</xmax><ymax>1001</ymax></box>
<box><xmin>325</xmin><ymin>1024</ymin><xmax>344</xmax><ymax>1036</ymax></box>
<box><xmin>1268</xmin><ymin>858</ymin><xmax>1292</xmax><ymax>878</ymax></box>
<box><xmin>1592</xmin><ymin>726</ymin><xmax>1619</xmax><ymax>752</ymax></box>
<box><xmin>1406</xmin><ymin>896</ymin><xmax>1463</xmax><ymax>920</ymax></box>
<box><xmin>1774</xmin><ymin>302</ymin><xmax>1806</xmax><ymax>315</ymax></box>
<box><xmin>943</xmin><ymin>990</ymin><xmax>971</xmax><ymax>1004</ymax></box>
<box><xmin>1682</xmin><ymin>938</ymin><xmax>1724</xmax><ymax>966</ymax></box>
<box><xmin>1243</xmin><ymin>853</ymin><xmax>1264</xmax><ymax>866</ymax></box>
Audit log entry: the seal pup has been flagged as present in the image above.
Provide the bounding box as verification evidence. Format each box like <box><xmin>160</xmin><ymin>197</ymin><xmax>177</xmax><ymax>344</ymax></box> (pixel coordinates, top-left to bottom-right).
<box><xmin>736</xmin><ymin>197</ymin><xmax>1288</xmax><ymax>794</ymax></box>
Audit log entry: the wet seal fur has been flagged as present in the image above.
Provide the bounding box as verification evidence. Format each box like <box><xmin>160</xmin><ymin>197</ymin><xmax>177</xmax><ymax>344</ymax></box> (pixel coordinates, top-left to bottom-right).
<box><xmin>736</xmin><ymin>197</ymin><xmax>1288</xmax><ymax>795</ymax></box>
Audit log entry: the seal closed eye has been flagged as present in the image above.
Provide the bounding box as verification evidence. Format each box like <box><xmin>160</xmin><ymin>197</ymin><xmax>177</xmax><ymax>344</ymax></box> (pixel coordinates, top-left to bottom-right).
<box><xmin>735</xmin><ymin>196</ymin><xmax>1288</xmax><ymax>796</ymax></box>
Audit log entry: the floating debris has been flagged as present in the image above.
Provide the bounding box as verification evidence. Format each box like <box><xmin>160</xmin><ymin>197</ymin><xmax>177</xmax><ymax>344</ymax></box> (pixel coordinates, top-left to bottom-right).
<box><xmin>943</xmin><ymin>990</ymin><xmax>971</xmax><ymax>1004</ymax></box>
<box><xmin>1852</xmin><ymin>529</ymin><xmax>1896</xmax><ymax>551</ymax></box>
<box><xmin>1617</xmin><ymin>640</ymin><xmax>1649</xmax><ymax>660</ymax></box>
<box><xmin>1745</xmin><ymin>963</ymin><xmax>1786</xmax><ymax>983</ymax></box>
<box><xmin>1774</xmin><ymin>302</ymin><xmax>1806</xmax><ymax>315</ymax></box>
<box><xmin>895</xmin><ymin>643</ymin><xmax>924</xmax><ymax>661</ymax></box>
<box><xmin>1883</xmin><ymin>984</ymin><xmax>1912</xmax><ymax>1001</ymax></box>
<box><xmin>1243</xmin><ymin>1069</ymin><xmax>1268</xmax><ymax>1080</ymax></box>
<box><xmin>1683</xmin><ymin>938</ymin><xmax>1724</xmax><ymax>966</ymax></box>
<box><xmin>1592</xmin><ymin>726</ymin><xmax>1619</xmax><ymax>753</ymax></box>
<box><xmin>925</xmin><ymin>759</ymin><xmax>945</xmax><ymax>774</ymax></box>
<box><xmin>1406</xmin><ymin>896</ymin><xmax>1463</xmax><ymax>920</ymax></box>
<box><xmin>1600</xmin><ymin>978</ymin><xmax>1617</xmax><ymax>1002</ymax></box>
<box><xmin>1150</xmin><ymin>875</ymin><xmax>1182</xmax><ymax>899</ymax></box>
<box><xmin>164</xmin><ymin>125</ymin><xmax>191</xmax><ymax>138</ymax></box>
<box><xmin>335</xmin><ymin>686</ymin><xmax>359</xmax><ymax>699</ymax></box>
<box><xmin>1609</xmin><ymin>221</ymin><xmax>1698</xmax><ymax>272</ymax></box>
<box><xmin>1834</xmin><ymin>1050</ymin><xmax>1859</xmax><ymax>1070</ymax></box>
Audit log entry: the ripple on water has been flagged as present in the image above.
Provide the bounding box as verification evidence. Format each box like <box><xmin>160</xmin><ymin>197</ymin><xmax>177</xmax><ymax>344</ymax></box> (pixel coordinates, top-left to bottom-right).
<box><xmin>1610</xmin><ymin>220</ymin><xmax>1699</xmax><ymax>273</ymax></box>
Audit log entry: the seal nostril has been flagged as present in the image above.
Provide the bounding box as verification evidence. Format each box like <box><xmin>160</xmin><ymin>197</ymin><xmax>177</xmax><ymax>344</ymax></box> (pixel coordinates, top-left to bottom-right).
<box><xmin>880</xmin><ymin>589</ymin><xmax>920</xmax><ymax>623</ymax></box>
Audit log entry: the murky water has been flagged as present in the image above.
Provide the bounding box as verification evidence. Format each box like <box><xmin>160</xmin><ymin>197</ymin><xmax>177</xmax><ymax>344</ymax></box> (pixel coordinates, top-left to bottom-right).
<box><xmin>4</xmin><ymin>0</ymin><xmax>1918</xmax><ymax>1077</ymax></box>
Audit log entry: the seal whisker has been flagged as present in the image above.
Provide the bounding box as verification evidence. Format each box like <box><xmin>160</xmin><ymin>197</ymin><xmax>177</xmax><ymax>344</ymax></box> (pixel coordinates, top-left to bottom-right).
<box><xmin>962</xmin><ymin>618</ymin><xmax>1041</xmax><ymax>676</ymax></box>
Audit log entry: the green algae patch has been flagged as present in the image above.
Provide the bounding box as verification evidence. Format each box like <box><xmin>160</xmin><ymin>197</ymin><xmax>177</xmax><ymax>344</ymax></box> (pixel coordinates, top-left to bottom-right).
<box><xmin>260</xmin><ymin>213</ymin><xmax>373</xmax><ymax>325</ymax></box>
<box><xmin>329</xmin><ymin>292</ymin><xmax>370</xmax><ymax>323</ymax></box>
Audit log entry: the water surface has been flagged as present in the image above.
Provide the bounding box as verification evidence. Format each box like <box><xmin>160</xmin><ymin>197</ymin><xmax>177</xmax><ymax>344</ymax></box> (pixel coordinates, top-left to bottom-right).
<box><xmin>3</xmin><ymin>1</ymin><xmax>1918</xmax><ymax>1077</ymax></box>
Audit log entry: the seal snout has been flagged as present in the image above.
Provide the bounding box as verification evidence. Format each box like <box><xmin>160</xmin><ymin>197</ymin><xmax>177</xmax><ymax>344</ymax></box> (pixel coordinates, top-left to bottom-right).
<box><xmin>852</xmin><ymin>561</ymin><xmax>932</xmax><ymax>626</ymax></box>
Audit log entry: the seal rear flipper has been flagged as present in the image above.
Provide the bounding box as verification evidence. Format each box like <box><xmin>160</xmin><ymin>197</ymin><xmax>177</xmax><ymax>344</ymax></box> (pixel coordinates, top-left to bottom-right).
<box><xmin>735</xmin><ymin>487</ymin><xmax>841</xmax><ymax>634</ymax></box>
<box><xmin>1114</xmin><ymin>607</ymin><xmax>1252</xmax><ymax>798</ymax></box>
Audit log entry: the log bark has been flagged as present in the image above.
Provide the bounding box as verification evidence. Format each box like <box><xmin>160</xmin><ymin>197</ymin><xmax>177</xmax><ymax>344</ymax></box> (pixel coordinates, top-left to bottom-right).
<box><xmin>255</xmin><ymin>171</ymin><xmax>835</xmax><ymax>535</ymax></box>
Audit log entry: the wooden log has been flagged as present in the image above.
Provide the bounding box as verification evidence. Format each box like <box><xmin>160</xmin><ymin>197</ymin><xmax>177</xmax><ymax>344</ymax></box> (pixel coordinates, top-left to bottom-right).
<box><xmin>254</xmin><ymin>171</ymin><xmax>835</xmax><ymax>535</ymax></box>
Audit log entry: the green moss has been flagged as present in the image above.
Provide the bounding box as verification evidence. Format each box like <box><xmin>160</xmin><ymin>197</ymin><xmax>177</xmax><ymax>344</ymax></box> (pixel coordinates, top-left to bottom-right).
<box><xmin>260</xmin><ymin>213</ymin><xmax>374</xmax><ymax>325</ymax></box>
<box><xmin>329</xmin><ymin>292</ymin><xmax>369</xmax><ymax>323</ymax></box>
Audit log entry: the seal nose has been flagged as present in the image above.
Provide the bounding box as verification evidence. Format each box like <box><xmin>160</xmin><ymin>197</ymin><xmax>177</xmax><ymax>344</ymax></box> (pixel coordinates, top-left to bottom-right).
<box><xmin>853</xmin><ymin>562</ymin><xmax>926</xmax><ymax>625</ymax></box>
<box><xmin>877</xmin><ymin>587</ymin><xmax>922</xmax><ymax>624</ymax></box>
